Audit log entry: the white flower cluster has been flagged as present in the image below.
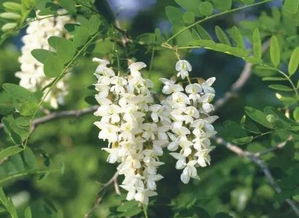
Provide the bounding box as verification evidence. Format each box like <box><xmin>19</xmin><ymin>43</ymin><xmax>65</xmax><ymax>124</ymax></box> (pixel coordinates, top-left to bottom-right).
<box><xmin>93</xmin><ymin>58</ymin><xmax>217</xmax><ymax>204</ymax></box>
<box><xmin>15</xmin><ymin>13</ymin><xmax>72</xmax><ymax>108</ymax></box>
<box><xmin>93</xmin><ymin>58</ymin><xmax>169</xmax><ymax>204</ymax></box>
<box><xmin>161</xmin><ymin>60</ymin><xmax>218</xmax><ymax>184</ymax></box>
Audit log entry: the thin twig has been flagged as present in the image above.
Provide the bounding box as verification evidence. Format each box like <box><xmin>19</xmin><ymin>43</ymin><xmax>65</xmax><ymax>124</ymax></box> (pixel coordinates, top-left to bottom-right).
<box><xmin>256</xmin><ymin>136</ymin><xmax>292</xmax><ymax>157</ymax></box>
<box><xmin>84</xmin><ymin>172</ymin><xmax>119</xmax><ymax>218</ymax></box>
<box><xmin>0</xmin><ymin>106</ymin><xmax>98</xmax><ymax>130</ymax></box>
<box><xmin>214</xmin><ymin>136</ymin><xmax>299</xmax><ymax>216</ymax></box>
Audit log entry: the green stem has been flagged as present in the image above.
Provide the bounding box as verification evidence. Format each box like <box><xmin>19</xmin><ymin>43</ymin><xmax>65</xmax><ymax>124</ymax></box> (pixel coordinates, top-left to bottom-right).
<box><xmin>143</xmin><ymin>204</ymin><xmax>149</xmax><ymax>218</ymax></box>
<box><xmin>263</xmin><ymin>66</ymin><xmax>298</xmax><ymax>96</ymax></box>
<box><xmin>149</xmin><ymin>47</ymin><xmax>155</xmax><ymax>76</ymax></box>
<box><xmin>164</xmin><ymin>0</ymin><xmax>273</xmax><ymax>44</ymax></box>
<box><xmin>277</xmin><ymin>70</ymin><xmax>298</xmax><ymax>96</ymax></box>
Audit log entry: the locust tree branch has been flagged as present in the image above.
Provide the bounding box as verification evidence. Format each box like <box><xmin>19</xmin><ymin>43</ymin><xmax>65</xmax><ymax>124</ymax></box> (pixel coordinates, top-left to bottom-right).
<box><xmin>214</xmin><ymin>136</ymin><xmax>299</xmax><ymax>216</ymax></box>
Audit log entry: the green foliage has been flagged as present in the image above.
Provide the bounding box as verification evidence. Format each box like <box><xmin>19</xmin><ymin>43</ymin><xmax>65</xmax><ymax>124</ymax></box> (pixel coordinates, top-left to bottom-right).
<box><xmin>288</xmin><ymin>47</ymin><xmax>299</xmax><ymax>76</ymax></box>
<box><xmin>32</xmin><ymin>16</ymin><xmax>101</xmax><ymax>78</ymax></box>
<box><xmin>0</xmin><ymin>188</ymin><xmax>18</xmax><ymax>218</ymax></box>
<box><xmin>0</xmin><ymin>0</ymin><xmax>299</xmax><ymax>217</ymax></box>
<box><xmin>282</xmin><ymin>0</ymin><xmax>299</xmax><ymax>15</ymax></box>
<box><xmin>270</xmin><ymin>36</ymin><xmax>281</xmax><ymax>67</ymax></box>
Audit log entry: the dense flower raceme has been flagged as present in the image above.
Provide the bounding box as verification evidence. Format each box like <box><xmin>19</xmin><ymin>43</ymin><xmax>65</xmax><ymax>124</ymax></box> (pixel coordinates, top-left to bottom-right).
<box><xmin>93</xmin><ymin>58</ymin><xmax>217</xmax><ymax>203</ymax></box>
<box><xmin>161</xmin><ymin>60</ymin><xmax>218</xmax><ymax>184</ymax></box>
<box><xmin>15</xmin><ymin>12</ymin><xmax>72</xmax><ymax>108</ymax></box>
<box><xmin>93</xmin><ymin>58</ymin><xmax>169</xmax><ymax>204</ymax></box>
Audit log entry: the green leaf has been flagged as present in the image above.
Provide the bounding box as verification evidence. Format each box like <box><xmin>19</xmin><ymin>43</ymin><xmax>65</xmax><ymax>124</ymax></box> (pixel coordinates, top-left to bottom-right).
<box><xmin>183</xmin><ymin>12</ymin><xmax>195</xmax><ymax>24</ymax></box>
<box><xmin>48</xmin><ymin>37</ymin><xmax>75</xmax><ymax>63</ymax></box>
<box><xmin>2</xmin><ymin>83</ymin><xmax>39</xmax><ymax>116</ymax></box>
<box><xmin>31</xmin><ymin>49</ymin><xmax>54</xmax><ymax>63</ymax></box>
<box><xmin>44</xmin><ymin>55</ymin><xmax>65</xmax><ymax>77</ymax></box>
<box><xmin>220</xmin><ymin>121</ymin><xmax>248</xmax><ymax>141</ymax></box>
<box><xmin>198</xmin><ymin>2</ymin><xmax>213</xmax><ymax>16</ymax></box>
<box><xmin>0</xmin><ymin>92</ymin><xmax>14</xmax><ymax>115</ymax></box>
<box><xmin>0</xmin><ymin>146</ymin><xmax>23</xmax><ymax>162</ymax></box>
<box><xmin>1</xmin><ymin>22</ymin><xmax>17</xmax><ymax>32</ymax></box>
<box><xmin>2</xmin><ymin>115</ymin><xmax>30</xmax><ymax>144</ymax></box>
<box><xmin>189</xmin><ymin>40</ymin><xmax>249</xmax><ymax>59</ymax></box>
<box><xmin>252</xmin><ymin>28</ymin><xmax>262</xmax><ymax>59</ymax></box>
<box><xmin>228</xmin><ymin>26</ymin><xmax>244</xmax><ymax>49</ymax></box>
<box><xmin>195</xmin><ymin>25</ymin><xmax>212</xmax><ymax>40</ymax></box>
<box><xmin>245</xmin><ymin>107</ymin><xmax>273</xmax><ymax>129</ymax></box>
<box><xmin>270</xmin><ymin>36</ymin><xmax>280</xmax><ymax>67</ymax></box>
<box><xmin>215</xmin><ymin>26</ymin><xmax>231</xmax><ymax>45</ymax></box>
<box><xmin>0</xmin><ymin>188</ymin><xmax>18</xmax><ymax>218</ymax></box>
<box><xmin>24</xmin><ymin>207</ymin><xmax>32</xmax><ymax>218</ymax></box>
<box><xmin>22</xmin><ymin>147</ymin><xmax>36</xmax><ymax>169</ymax></box>
<box><xmin>59</xmin><ymin>0</ymin><xmax>76</xmax><ymax>13</ymax></box>
<box><xmin>2</xmin><ymin>2</ymin><xmax>22</xmax><ymax>12</ymax></box>
<box><xmin>0</xmin><ymin>12</ymin><xmax>21</xmax><ymax>20</ymax></box>
<box><xmin>31</xmin><ymin>49</ymin><xmax>64</xmax><ymax>77</ymax></box>
<box><xmin>283</xmin><ymin>0</ymin><xmax>299</xmax><ymax>15</ymax></box>
<box><xmin>175</xmin><ymin>0</ymin><xmax>201</xmax><ymax>13</ymax></box>
<box><xmin>232</xmin><ymin>136</ymin><xmax>253</xmax><ymax>145</ymax></box>
<box><xmin>288</xmin><ymin>47</ymin><xmax>299</xmax><ymax>76</ymax></box>
<box><xmin>262</xmin><ymin>77</ymin><xmax>287</xmax><ymax>81</ymax></box>
<box><xmin>2</xmin><ymin>83</ymin><xmax>32</xmax><ymax>99</ymax></box>
<box><xmin>241</xmin><ymin>115</ymin><xmax>261</xmax><ymax>134</ymax></box>
<box><xmin>165</xmin><ymin>6</ymin><xmax>184</xmax><ymax>25</ymax></box>
<box><xmin>268</xmin><ymin>84</ymin><xmax>293</xmax><ymax>92</ymax></box>
<box><xmin>212</xmin><ymin>0</ymin><xmax>232</xmax><ymax>11</ymax></box>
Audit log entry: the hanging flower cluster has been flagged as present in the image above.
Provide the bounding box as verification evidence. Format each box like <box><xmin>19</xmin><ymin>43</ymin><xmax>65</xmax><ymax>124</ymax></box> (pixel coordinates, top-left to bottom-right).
<box><xmin>93</xmin><ymin>58</ymin><xmax>217</xmax><ymax>204</ymax></box>
<box><xmin>161</xmin><ymin>60</ymin><xmax>218</xmax><ymax>184</ymax></box>
<box><xmin>15</xmin><ymin>12</ymin><xmax>72</xmax><ymax>108</ymax></box>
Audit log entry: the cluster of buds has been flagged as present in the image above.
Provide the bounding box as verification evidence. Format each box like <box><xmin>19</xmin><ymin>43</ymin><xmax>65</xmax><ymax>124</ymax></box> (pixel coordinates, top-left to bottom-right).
<box><xmin>93</xmin><ymin>58</ymin><xmax>217</xmax><ymax>204</ymax></box>
<box><xmin>15</xmin><ymin>12</ymin><xmax>71</xmax><ymax>108</ymax></box>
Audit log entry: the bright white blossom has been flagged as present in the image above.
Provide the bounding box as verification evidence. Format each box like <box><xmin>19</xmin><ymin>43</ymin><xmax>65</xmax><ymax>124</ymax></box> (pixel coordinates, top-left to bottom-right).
<box><xmin>93</xmin><ymin>58</ymin><xmax>168</xmax><ymax>204</ymax></box>
<box><xmin>175</xmin><ymin>60</ymin><xmax>192</xmax><ymax>79</ymax></box>
<box><xmin>161</xmin><ymin>60</ymin><xmax>217</xmax><ymax>184</ymax></box>
<box><xmin>15</xmin><ymin>12</ymin><xmax>72</xmax><ymax>108</ymax></box>
<box><xmin>94</xmin><ymin>58</ymin><xmax>217</xmax><ymax>202</ymax></box>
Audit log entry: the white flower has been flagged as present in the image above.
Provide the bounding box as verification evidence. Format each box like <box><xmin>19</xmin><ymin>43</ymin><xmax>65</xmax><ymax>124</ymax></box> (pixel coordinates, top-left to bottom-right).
<box><xmin>201</xmin><ymin>77</ymin><xmax>216</xmax><ymax>94</ymax></box>
<box><xmin>172</xmin><ymin>92</ymin><xmax>190</xmax><ymax>105</ymax></box>
<box><xmin>160</xmin><ymin>78</ymin><xmax>183</xmax><ymax>94</ymax></box>
<box><xmin>167</xmin><ymin>133</ymin><xmax>179</xmax><ymax>151</ymax></box>
<box><xmin>195</xmin><ymin>148</ymin><xmax>212</xmax><ymax>167</ymax></box>
<box><xmin>172</xmin><ymin>122</ymin><xmax>190</xmax><ymax>136</ymax></box>
<box><xmin>185</xmin><ymin>83</ymin><xmax>202</xmax><ymax>101</ymax></box>
<box><xmin>176</xmin><ymin>60</ymin><xmax>192</xmax><ymax>79</ymax></box>
<box><xmin>170</xmin><ymin>153</ymin><xmax>186</xmax><ymax>169</ymax></box>
<box><xmin>129</xmin><ymin>62</ymin><xmax>147</xmax><ymax>77</ymax></box>
<box><xmin>180</xmin><ymin>160</ymin><xmax>197</xmax><ymax>184</ymax></box>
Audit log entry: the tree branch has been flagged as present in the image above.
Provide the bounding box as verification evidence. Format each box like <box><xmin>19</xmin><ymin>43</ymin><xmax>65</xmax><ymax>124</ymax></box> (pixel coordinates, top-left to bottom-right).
<box><xmin>214</xmin><ymin>136</ymin><xmax>299</xmax><ymax>216</ymax></box>
<box><xmin>84</xmin><ymin>172</ymin><xmax>119</xmax><ymax>218</ymax></box>
<box><xmin>0</xmin><ymin>106</ymin><xmax>98</xmax><ymax>130</ymax></box>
